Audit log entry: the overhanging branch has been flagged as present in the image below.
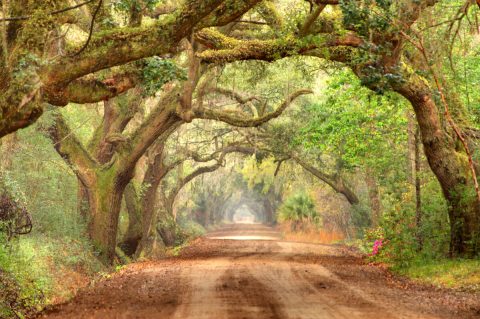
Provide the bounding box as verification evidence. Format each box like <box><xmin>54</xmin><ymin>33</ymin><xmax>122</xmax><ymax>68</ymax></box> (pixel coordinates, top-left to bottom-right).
<box><xmin>194</xmin><ymin>89</ymin><xmax>313</xmax><ymax>127</ymax></box>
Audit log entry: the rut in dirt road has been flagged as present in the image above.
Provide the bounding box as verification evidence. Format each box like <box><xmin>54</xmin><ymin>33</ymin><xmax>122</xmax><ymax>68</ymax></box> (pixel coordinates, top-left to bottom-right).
<box><xmin>38</xmin><ymin>224</ymin><xmax>480</xmax><ymax>319</ymax></box>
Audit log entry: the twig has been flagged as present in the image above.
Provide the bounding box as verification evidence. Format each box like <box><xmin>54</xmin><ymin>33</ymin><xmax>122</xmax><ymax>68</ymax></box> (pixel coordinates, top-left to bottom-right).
<box><xmin>71</xmin><ymin>0</ymin><xmax>102</xmax><ymax>57</ymax></box>
<box><xmin>234</xmin><ymin>20</ymin><xmax>268</xmax><ymax>25</ymax></box>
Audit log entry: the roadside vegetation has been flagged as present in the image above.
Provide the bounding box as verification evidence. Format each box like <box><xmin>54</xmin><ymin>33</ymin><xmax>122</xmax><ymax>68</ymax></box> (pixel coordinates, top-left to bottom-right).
<box><xmin>1</xmin><ymin>0</ymin><xmax>480</xmax><ymax>317</ymax></box>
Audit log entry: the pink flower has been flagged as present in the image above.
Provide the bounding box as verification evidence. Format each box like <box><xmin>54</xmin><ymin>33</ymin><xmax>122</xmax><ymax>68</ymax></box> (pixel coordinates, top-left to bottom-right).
<box><xmin>371</xmin><ymin>239</ymin><xmax>383</xmax><ymax>256</ymax></box>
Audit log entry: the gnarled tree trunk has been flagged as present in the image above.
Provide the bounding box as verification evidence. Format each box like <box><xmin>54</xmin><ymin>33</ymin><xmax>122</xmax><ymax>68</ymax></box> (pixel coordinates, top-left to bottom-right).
<box><xmin>396</xmin><ymin>78</ymin><xmax>479</xmax><ymax>256</ymax></box>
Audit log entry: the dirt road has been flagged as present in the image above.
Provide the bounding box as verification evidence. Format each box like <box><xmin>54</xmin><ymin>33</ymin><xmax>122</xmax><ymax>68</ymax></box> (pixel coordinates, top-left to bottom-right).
<box><xmin>38</xmin><ymin>224</ymin><xmax>480</xmax><ymax>319</ymax></box>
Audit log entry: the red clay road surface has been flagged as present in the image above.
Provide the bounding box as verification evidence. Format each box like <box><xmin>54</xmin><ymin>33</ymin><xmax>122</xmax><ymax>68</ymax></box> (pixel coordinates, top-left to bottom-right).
<box><xmin>38</xmin><ymin>224</ymin><xmax>480</xmax><ymax>319</ymax></box>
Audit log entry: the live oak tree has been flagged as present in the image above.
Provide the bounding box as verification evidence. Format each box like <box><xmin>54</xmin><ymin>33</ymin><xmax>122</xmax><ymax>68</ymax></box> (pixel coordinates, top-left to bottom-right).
<box><xmin>195</xmin><ymin>0</ymin><xmax>480</xmax><ymax>256</ymax></box>
<box><xmin>3</xmin><ymin>0</ymin><xmax>479</xmax><ymax>258</ymax></box>
<box><xmin>44</xmin><ymin>32</ymin><xmax>310</xmax><ymax>264</ymax></box>
<box><xmin>122</xmin><ymin>135</ymin><xmax>250</xmax><ymax>257</ymax></box>
<box><xmin>0</xmin><ymin>0</ymin><xmax>264</xmax><ymax>137</ymax></box>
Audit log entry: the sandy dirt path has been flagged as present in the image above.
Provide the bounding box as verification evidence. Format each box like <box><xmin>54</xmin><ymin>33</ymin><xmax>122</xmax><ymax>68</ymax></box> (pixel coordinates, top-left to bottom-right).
<box><xmin>37</xmin><ymin>224</ymin><xmax>480</xmax><ymax>319</ymax></box>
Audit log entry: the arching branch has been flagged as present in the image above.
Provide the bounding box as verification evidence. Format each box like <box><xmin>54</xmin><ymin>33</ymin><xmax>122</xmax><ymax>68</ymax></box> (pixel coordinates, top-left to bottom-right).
<box><xmin>194</xmin><ymin>89</ymin><xmax>313</xmax><ymax>127</ymax></box>
<box><xmin>207</xmin><ymin>87</ymin><xmax>260</xmax><ymax>105</ymax></box>
<box><xmin>292</xmin><ymin>155</ymin><xmax>359</xmax><ymax>205</ymax></box>
<box><xmin>46</xmin><ymin>112</ymin><xmax>98</xmax><ymax>185</ymax></box>
<box><xmin>195</xmin><ymin>29</ymin><xmax>362</xmax><ymax>63</ymax></box>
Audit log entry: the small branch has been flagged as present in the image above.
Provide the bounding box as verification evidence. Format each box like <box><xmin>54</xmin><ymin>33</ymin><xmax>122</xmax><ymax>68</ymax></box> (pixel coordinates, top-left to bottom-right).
<box><xmin>71</xmin><ymin>0</ymin><xmax>103</xmax><ymax>57</ymax></box>
<box><xmin>299</xmin><ymin>4</ymin><xmax>326</xmax><ymax>36</ymax></box>
<box><xmin>234</xmin><ymin>20</ymin><xmax>267</xmax><ymax>25</ymax></box>
<box><xmin>194</xmin><ymin>89</ymin><xmax>312</xmax><ymax>127</ymax></box>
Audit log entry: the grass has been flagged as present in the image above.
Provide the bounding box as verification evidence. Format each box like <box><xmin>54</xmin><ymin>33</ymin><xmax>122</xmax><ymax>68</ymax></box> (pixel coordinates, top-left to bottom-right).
<box><xmin>394</xmin><ymin>257</ymin><xmax>480</xmax><ymax>291</ymax></box>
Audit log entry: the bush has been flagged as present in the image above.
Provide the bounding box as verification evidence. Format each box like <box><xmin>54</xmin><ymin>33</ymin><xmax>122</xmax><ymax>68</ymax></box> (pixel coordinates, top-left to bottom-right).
<box><xmin>364</xmin><ymin>179</ymin><xmax>450</xmax><ymax>267</ymax></box>
<box><xmin>278</xmin><ymin>192</ymin><xmax>320</xmax><ymax>231</ymax></box>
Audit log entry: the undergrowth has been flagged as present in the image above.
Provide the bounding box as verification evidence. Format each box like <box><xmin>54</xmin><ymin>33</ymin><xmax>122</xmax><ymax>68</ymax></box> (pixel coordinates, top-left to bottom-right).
<box><xmin>393</xmin><ymin>257</ymin><xmax>480</xmax><ymax>292</ymax></box>
<box><xmin>1</xmin><ymin>235</ymin><xmax>104</xmax><ymax>318</ymax></box>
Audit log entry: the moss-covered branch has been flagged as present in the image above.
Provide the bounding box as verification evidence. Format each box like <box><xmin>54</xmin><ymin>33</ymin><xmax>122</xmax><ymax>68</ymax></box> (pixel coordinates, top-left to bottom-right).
<box><xmin>48</xmin><ymin>71</ymin><xmax>140</xmax><ymax>106</ymax></box>
<box><xmin>46</xmin><ymin>112</ymin><xmax>98</xmax><ymax>185</ymax></box>
<box><xmin>42</xmin><ymin>0</ymin><xmax>265</xmax><ymax>91</ymax></box>
<box><xmin>197</xmin><ymin>0</ymin><xmax>263</xmax><ymax>29</ymax></box>
<box><xmin>292</xmin><ymin>155</ymin><xmax>359</xmax><ymax>205</ymax></box>
<box><xmin>196</xmin><ymin>29</ymin><xmax>362</xmax><ymax>63</ymax></box>
<box><xmin>194</xmin><ymin>89</ymin><xmax>312</xmax><ymax>127</ymax></box>
<box><xmin>118</xmin><ymin>90</ymin><xmax>181</xmax><ymax>172</ymax></box>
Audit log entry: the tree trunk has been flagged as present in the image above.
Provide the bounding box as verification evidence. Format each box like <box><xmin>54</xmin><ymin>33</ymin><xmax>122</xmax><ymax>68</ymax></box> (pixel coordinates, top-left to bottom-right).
<box><xmin>87</xmin><ymin>168</ymin><xmax>131</xmax><ymax>264</ymax></box>
<box><xmin>397</xmin><ymin>80</ymin><xmax>480</xmax><ymax>256</ymax></box>
<box><xmin>135</xmin><ymin>183</ymin><xmax>167</xmax><ymax>257</ymax></box>
<box><xmin>77</xmin><ymin>181</ymin><xmax>90</xmax><ymax>219</ymax></box>
<box><xmin>120</xmin><ymin>183</ymin><xmax>143</xmax><ymax>256</ymax></box>
<box><xmin>407</xmin><ymin>112</ymin><xmax>417</xmax><ymax>185</ymax></box>
<box><xmin>263</xmin><ymin>198</ymin><xmax>274</xmax><ymax>224</ymax></box>
<box><xmin>414</xmin><ymin>126</ymin><xmax>423</xmax><ymax>249</ymax></box>
<box><xmin>0</xmin><ymin>133</ymin><xmax>18</xmax><ymax>171</ymax></box>
<box><xmin>160</xmin><ymin>196</ymin><xmax>177</xmax><ymax>246</ymax></box>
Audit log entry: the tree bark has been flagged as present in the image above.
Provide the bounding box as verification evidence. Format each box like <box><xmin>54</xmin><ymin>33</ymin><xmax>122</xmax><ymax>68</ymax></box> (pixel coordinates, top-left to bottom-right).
<box><xmin>121</xmin><ymin>183</ymin><xmax>143</xmax><ymax>256</ymax></box>
<box><xmin>87</xmin><ymin>168</ymin><xmax>132</xmax><ymax>264</ymax></box>
<box><xmin>396</xmin><ymin>76</ymin><xmax>479</xmax><ymax>257</ymax></box>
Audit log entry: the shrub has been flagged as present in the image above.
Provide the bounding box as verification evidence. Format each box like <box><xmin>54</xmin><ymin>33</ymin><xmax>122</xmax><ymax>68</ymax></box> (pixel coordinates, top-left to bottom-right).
<box><xmin>278</xmin><ymin>193</ymin><xmax>320</xmax><ymax>231</ymax></box>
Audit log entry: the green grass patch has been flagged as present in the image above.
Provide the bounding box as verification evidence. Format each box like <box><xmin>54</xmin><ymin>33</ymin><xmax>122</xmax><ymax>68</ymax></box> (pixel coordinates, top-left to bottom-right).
<box><xmin>394</xmin><ymin>258</ymin><xmax>480</xmax><ymax>291</ymax></box>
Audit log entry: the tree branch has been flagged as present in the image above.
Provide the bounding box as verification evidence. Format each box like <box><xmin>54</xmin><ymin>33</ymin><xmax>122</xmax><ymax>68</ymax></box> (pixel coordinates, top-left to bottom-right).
<box><xmin>292</xmin><ymin>155</ymin><xmax>359</xmax><ymax>205</ymax></box>
<box><xmin>194</xmin><ymin>89</ymin><xmax>313</xmax><ymax>127</ymax></box>
<box><xmin>197</xmin><ymin>0</ymin><xmax>263</xmax><ymax>29</ymax></box>
<box><xmin>46</xmin><ymin>112</ymin><xmax>98</xmax><ymax>185</ymax></box>
<box><xmin>48</xmin><ymin>71</ymin><xmax>140</xmax><ymax>106</ymax></box>
<box><xmin>119</xmin><ymin>88</ymin><xmax>182</xmax><ymax>170</ymax></box>
<box><xmin>42</xmin><ymin>0</ymin><xmax>226</xmax><ymax>89</ymax></box>
<box><xmin>195</xmin><ymin>29</ymin><xmax>362</xmax><ymax>63</ymax></box>
<box><xmin>299</xmin><ymin>4</ymin><xmax>326</xmax><ymax>37</ymax></box>
<box><xmin>207</xmin><ymin>87</ymin><xmax>260</xmax><ymax>105</ymax></box>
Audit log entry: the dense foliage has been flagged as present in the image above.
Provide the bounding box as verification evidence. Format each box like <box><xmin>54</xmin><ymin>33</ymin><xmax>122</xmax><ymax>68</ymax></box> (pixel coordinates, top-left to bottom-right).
<box><xmin>1</xmin><ymin>0</ymin><xmax>480</xmax><ymax>316</ymax></box>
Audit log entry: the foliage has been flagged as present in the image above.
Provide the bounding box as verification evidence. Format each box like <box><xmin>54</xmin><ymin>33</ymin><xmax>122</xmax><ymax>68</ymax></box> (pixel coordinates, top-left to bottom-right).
<box><xmin>340</xmin><ymin>0</ymin><xmax>394</xmax><ymax>38</ymax></box>
<box><xmin>350</xmin><ymin>203</ymin><xmax>371</xmax><ymax>234</ymax></box>
<box><xmin>278</xmin><ymin>192</ymin><xmax>320</xmax><ymax>231</ymax></box>
<box><xmin>240</xmin><ymin>155</ymin><xmax>277</xmax><ymax>194</ymax></box>
<box><xmin>298</xmin><ymin>69</ymin><xmax>408</xmax><ymax>171</ymax></box>
<box><xmin>365</xmin><ymin>179</ymin><xmax>449</xmax><ymax>267</ymax></box>
<box><xmin>112</xmin><ymin>0</ymin><xmax>161</xmax><ymax>12</ymax></box>
<box><xmin>0</xmin><ymin>122</ymin><xmax>104</xmax><ymax>317</ymax></box>
<box><xmin>141</xmin><ymin>57</ymin><xmax>187</xmax><ymax>96</ymax></box>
